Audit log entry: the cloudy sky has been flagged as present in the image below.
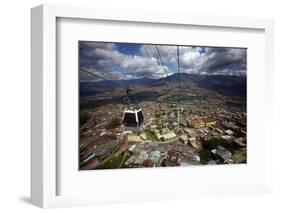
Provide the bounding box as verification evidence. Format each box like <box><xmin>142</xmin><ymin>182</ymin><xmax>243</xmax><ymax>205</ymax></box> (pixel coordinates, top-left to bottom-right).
<box><xmin>79</xmin><ymin>41</ymin><xmax>247</xmax><ymax>81</ymax></box>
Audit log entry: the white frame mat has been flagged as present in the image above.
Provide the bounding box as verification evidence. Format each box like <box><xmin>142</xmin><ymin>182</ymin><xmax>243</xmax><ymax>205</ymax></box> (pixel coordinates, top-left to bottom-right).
<box><xmin>31</xmin><ymin>4</ymin><xmax>274</xmax><ymax>208</ymax></box>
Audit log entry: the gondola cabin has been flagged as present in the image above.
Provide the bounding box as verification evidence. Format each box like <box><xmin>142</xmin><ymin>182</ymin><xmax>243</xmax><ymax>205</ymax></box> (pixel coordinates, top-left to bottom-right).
<box><xmin>122</xmin><ymin>107</ymin><xmax>144</xmax><ymax>128</ymax></box>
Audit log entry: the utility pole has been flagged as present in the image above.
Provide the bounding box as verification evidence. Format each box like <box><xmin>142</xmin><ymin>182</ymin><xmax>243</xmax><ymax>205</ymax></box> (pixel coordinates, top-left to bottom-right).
<box><xmin>177</xmin><ymin>46</ymin><xmax>180</xmax><ymax>130</ymax></box>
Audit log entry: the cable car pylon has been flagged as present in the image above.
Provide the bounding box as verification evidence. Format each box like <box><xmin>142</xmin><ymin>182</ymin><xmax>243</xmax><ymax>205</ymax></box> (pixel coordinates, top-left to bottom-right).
<box><xmin>80</xmin><ymin>68</ymin><xmax>144</xmax><ymax>131</ymax></box>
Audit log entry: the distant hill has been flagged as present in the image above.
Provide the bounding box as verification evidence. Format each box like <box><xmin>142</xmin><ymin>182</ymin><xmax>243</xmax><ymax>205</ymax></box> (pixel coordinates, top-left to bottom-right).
<box><xmin>79</xmin><ymin>77</ymin><xmax>155</xmax><ymax>96</ymax></box>
<box><xmin>80</xmin><ymin>73</ymin><xmax>246</xmax><ymax>98</ymax></box>
<box><xmin>196</xmin><ymin>74</ymin><xmax>246</xmax><ymax>98</ymax></box>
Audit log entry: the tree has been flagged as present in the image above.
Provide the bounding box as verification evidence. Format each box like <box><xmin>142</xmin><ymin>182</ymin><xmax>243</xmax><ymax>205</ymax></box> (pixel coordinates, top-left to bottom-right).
<box><xmin>199</xmin><ymin>149</ymin><xmax>213</xmax><ymax>164</ymax></box>
<box><xmin>105</xmin><ymin>117</ymin><xmax>121</xmax><ymax>130</ymax></box>
<box><xmin>80</xmin><ymin>113</ymin><xmax>90</xmax><ymax>125</ymax></box>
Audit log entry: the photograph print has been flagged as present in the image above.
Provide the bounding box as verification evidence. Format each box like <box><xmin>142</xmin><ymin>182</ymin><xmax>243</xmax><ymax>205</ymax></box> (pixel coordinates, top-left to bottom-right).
<box><xmin>79</xmin><ymin>41</ymin><xmax>247</xmax><ymax>170</ymax></box>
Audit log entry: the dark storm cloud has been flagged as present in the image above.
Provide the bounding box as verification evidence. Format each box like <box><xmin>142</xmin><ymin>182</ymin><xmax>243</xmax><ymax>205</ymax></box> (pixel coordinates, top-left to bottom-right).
<box><xmin>201</xmin><ymin>47</ymin><xmax>247</xmax><ymax>74</ymax></box>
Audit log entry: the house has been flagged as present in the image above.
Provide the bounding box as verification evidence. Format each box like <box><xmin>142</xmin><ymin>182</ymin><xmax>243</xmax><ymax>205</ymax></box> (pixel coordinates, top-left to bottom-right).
<box><xmin>165</xmin><ymin>150</ymin><xmax>183</xmax><ymax>164</ymax></box>
<box><xmin>184</xmin><ymin>128</ymin><xmax>198</xmax><ymax>137</ymax></box>
<box><xmin>127</xmin><ymin>134</ymin><xmax>143</xmax><ymax>143</ymax></box>
<box><xmin>221</xmin><ymin>135</ymin><xmax>232</xmax><ymax>140</ymax></box>
<box><xmin>139</xmin><ymin>132</ymin><xmax>147</xmax><ymax>140</ymax></box>
<box><xmin>81</xmin><ymin>158</ymin><xmax>100</xmax><ymax>170</ymax></box>
<box><xmin>215</xmin><ymin>128</ymin><xmax>223</xmax><ymax>134</ymax></box>
<box><xmin>128</xmin><ymin>144</ymin><xmax>137</xmax><ymax>153</ymax></box>
<box><xmin>147</xmin><ymin>151</ymin><xmax>161</xmax><ymax>164</ymax></box>
<box><xmin>233</xmin><ymin>138</ymin><xmax>246</xmax><ymax>148</ymax></box>
<box><xmin>179</xmin><ymin>117</ymin><xmax>188</xmax><ymax>127</ymax></box>
<box><xmin>142</xmin><ymin>159</ymin><xmax>155</xmax><ymax>167</ymax></box>
<box><xmin>135</xmin><ymin>151</ymin><xmax>149</xmax><ymax>164</ymax></box>
<box><xmin>191</xmin><ymin>119</ymin><xmax>205</xmax><ymax>128</ymax></box>
<box><xmin>211</xmin><ymin>145</ymin><xmax>232</xmax><ymax>163</ymax></box>
<box><xmin>124</xmin><ymin>154</ymin><xmax>138</xmax><ymax>166</ymax></box>
<box><xmin>179</xmin><ymin>135</ymin><xmax>189</xmax><ymax>144</ymax></box>
<box><xmin>225</xmin><ymin>129</ymin><xmax>234</xmax><ymax>136</ymax></box>
<box><xmin>156</xmin><ymin>131</ymin><xmax>177</xmax><ymax>141</ymax></box>
<box><xmin>188</xmin><ymin>138</ymin><xmax>202</xmax><ymax>151</ymax></box>
<box><xmin>203</xmin><ymin>118</ymin><xmax>217</xmax><ymax>127</ymax></box>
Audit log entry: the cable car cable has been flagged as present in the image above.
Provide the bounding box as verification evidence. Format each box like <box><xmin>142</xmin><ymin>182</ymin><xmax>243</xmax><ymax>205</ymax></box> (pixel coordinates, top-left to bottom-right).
<box><xmin>155</xmin><ymin>45</ymin><xmax>170</xmax><ymax>78</ymax></box>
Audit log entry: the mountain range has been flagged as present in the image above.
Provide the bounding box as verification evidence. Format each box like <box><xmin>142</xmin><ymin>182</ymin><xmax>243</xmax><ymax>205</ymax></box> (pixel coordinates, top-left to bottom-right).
<box><xmin>80</xmin><ymin>73</ymin><xmax>247</xmax><ymax>98</ymax></box>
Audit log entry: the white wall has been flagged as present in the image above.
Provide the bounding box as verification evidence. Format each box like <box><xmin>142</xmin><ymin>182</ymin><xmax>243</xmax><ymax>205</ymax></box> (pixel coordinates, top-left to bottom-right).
<box><xmin>0</xmin><ymin>0</ymin><xmax>280</xmax><ymax>212</ymax></box>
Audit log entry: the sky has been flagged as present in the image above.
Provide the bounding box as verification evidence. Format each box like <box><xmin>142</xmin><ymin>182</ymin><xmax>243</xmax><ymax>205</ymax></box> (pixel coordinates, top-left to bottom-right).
<box><xmin>79</xmin><ymin>41</ymin><xmax>247</xmax><ymax>81</ymax></box>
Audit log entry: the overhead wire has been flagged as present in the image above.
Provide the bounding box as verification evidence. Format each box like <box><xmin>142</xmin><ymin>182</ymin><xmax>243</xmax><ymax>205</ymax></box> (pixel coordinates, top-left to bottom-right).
<box><xmin>80</xmin><ymin>68</ymin><xmax>124</xmax><ymax>88</ymax></box>
<box><xmin>155</xmin><ymin>45</ymin><xmax>170</xmax><ymax>78</ymax></box>
<box><xmin>143</xmin><ymin>45</ymin><xmax>163</xmax><ymax>75</ymax></box>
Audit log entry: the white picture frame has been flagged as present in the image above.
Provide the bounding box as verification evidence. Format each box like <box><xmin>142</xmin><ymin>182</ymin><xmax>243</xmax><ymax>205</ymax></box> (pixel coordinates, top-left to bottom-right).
<box><xmin>31</xmin><ymin>4</ymin><xmax>274</xmax><ymax>208</ymax></box>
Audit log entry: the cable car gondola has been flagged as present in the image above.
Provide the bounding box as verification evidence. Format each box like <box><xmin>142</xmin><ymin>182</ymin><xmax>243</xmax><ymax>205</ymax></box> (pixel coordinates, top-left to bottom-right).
<box><xmin>80</xmin><ymin>68</ymin><xmax>144</xmax><ymax>131</ymax></box>
<box><xmin>122</xmin><ymin>85</ymin><xmax>143</xmax><ymax>130</ymax></box>
<box><xmin>122</xmin><ymin>106</ymin><xmax>144</xmax><ymax>128</ymax></box>
<box><xmin>81</xmin><ymin>44</ymin><xmax>182</xmax><ymax>131</ymax></box>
